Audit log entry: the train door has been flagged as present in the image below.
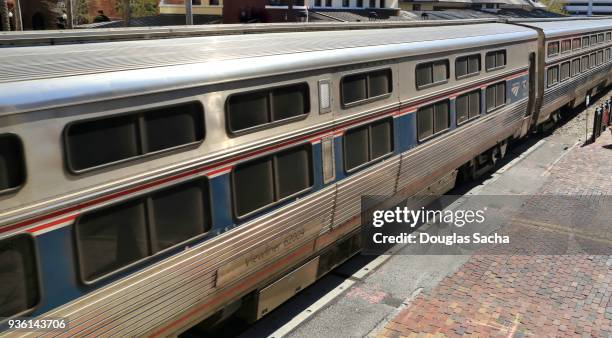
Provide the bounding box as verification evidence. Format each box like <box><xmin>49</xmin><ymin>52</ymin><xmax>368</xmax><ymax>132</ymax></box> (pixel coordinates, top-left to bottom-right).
<box><xmin>526</xmin><ymin>52</ymin><xmax>536</xmax><ymax>117</ymax></box>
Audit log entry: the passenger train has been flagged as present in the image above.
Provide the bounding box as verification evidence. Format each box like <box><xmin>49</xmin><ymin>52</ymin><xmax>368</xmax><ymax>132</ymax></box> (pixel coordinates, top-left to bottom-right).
<box><xmin>1</xmin><ymin>17</ymin><xmax>611</xmax><ymax>336</ymax></box>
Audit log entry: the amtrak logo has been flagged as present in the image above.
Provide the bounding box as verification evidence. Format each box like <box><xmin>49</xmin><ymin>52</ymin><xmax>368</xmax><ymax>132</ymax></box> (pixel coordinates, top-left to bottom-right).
<box><xmin>511</xmin><ymin>83</ymin><xmax>520</xmax><ymax>97</ymax></box>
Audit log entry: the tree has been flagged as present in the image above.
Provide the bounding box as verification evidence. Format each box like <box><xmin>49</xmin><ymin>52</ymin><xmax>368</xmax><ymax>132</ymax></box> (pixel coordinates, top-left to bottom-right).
<box><xmin>0</xmin><ymin>0</ymin><xmax>10</xmax><ymax>31</ymax></box>
<box><xmin>540</xmin><ymin>0</ymin><xmax>567</xmax><ymax>14</ymax></box>
<box><xmin>115</xmin><ymin>0</ymin><xmax>157</xmax><ymax>18</ymax></box>
<box><xmin>73</xmin><ymin>0</ymin><xmax>91</xmax><ymax>25</ymax></box>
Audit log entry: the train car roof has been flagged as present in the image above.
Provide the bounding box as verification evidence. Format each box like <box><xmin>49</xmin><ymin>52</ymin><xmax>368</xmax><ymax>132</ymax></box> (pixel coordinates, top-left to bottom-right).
<box><xmin>0</xmin><ymin>22</ymin><xmax>536</xmax><ymax>115</ymax></box>
<box><xmin>514</xmin><ymin>17</ymin><xmax>612</xmax><ymax>38</ymax></box>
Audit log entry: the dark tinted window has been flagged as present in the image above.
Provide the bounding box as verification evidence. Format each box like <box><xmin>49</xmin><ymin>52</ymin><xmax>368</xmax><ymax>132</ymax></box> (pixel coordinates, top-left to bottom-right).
<box><xmin>0</xmin><ymin>235</ymin><xmax>39</xmax><ymax>317</ymax></box>
<box><xmin>547</xmin><ymin>41</ymin><xmax>559</xmax><ymax>57</ymax></box>
<box><xmin>581</xmin><ymin>55</ymin><xmax>589</xmax><ymax>72</ymax></box>
<box><xmin>598</xmin><ymin>33</ymin><xmax>604</xmax><ymax>43</ymax></box>
<box><xmin>486</xmin><ymin>82</ymin><xmax>506</xmax><ymax>112</ymax></box>
<box><xmin>455</xmin><ymin>54</ymin><xmax>481</xmax><ymax>78</ymax></box>
<box><xmin>341</xmin><ymin>69</ymin><xmax>392</xmax><ymax>106</ymax></box>
<box><xmin>561</xmin><ymin>40</ymin><xmax>571</xmax><ymax>53</ymax></box>
<box><xmin>590</xmin><ymin>35</ymin><xmax>597</xmax><ymax>44</ymax></box>
<box><xmin>416</xmin><ymin>60</ymin><xmax>448</xmax><ymax>88</ymax></box>
<box><xmin>417</xmin><ymin>100</ymin><xmax>449</xmax><ymax>140</ymax></box>
<box><xmin>607</xmin><ymin>32</ymin><xmax>611</xmax><ymax>41</ymax></box>
<box><xmin>597</xmin><ymin>51</ymin><xmax>604</xmax><ymax>65</ymax></box>
<box><xmin>75</xmin><ymin>179</ymin><xmax>210</xmax><ymax>281</ymax></box>
<box><xmin>582</xmin><ymin>36</ymin><xmax>589</xmax><ymax>47</ymax></box>
<box><xmin>344</xmin><ymin>118</ymin><xmax>393</xmax><ymax>171</ymax></box>
<box><xmin>344</xmin><ymin>126</ymin><xmax>369</xmax><ymax>171</ymax></box>
<box><xmin>560</xmin><ymin>62</ymin><xmax>570</xmax><ymax>81</ymax></box>
<box><xmin>485</xmin><ymin>50</ymin><xmax>506</xmax><ymax>71</ymax></box>
<box><xmin>456</xmin><ymin>90</ymin><xmax>481</xmax><ymax>125</ymax></box>
<box><xmin>232</xmin><ymin>145</ymin><xmax>312</xmax><ymax>217</ymax></box>
<box><xmin>67</xmin><ymin>102</ymin><xmax>204</xmax><ymax>171</ymax></box>
<box><xmin>228</xmin><ymin>83</ymin><xmax>309</xmax><ymax>133</ymax></box>
<box><xmin>590</xmin><ymin>53</ymin><xmax>596</xmax><ymax>68</ymax></box>
<box><xmin>572</xmin><ymin>59</ymin><xmax>580</xmax><ymax>76</ymax></box>
<box><xmin>151</xmin><ymin>180</ymin><xmax>209</xmax><ymax>251</ymax></box>
<box><xmin>572</xmin><ymin>38</ymin><xmax>581</xmax><ymax>50</ymax></box>
<box><xmin>0</xmin><ymin>134</ymin><xmax>26</xmax><ymax>194</ymax></box>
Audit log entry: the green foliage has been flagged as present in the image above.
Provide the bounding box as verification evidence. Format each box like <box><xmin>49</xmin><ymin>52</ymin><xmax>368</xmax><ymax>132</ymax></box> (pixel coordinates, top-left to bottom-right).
<box><xmin>116</xmin><ymin>0</ymin><xmax>158</xmax><ymax>17</ymax></box>
<box><xmin>540</xmin><ymin>0</ymin><xmax>568</xmax><ymax>14</ymax></box>
<box><xmin>74</xmin><ymin>0</ymin><xmax>91</xmax><ymax>24</ymax></box>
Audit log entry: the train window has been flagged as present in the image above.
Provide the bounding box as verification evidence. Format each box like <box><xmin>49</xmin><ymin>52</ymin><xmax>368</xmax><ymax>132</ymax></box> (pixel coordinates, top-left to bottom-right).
<box><xmin>590</xmin><ymin>35</ymin><xmax>597</xmax><ymax>44</ymax></box>
<box><xmin>572</xmin><ymin>38</ymin><xmax>581</xmax><ymax>50</ymax></box>
<box><xmin>597</xmin><ymin>33</ymin><xmax>604</xmax><ymax>44</ymax></box>
<box><xmin>590</xmin><ymin>53</ymin><xmax>596</xmax><ymax>68</ymax></box>
<box><xmin>547</xmin><ymin>66</ymin><xmax>559</xmax><ymax>88</ymax></box>
<box><xmin>486</xmin><ymin>82</ymin><xmax>506</xmax><ymax>112</ymax></box>
<box><xmin>581</xmin><ymin>55</ymin><xmax>589</xmax><ymax>72</ymax></box>
<box><xmin>606</xmin><ymin>48</ymin><xmax>611</xmax><ymax>61</ymax></box>
<box><xmin>417</xmin><ymin>100</ymin><xmax>449</xmax><ymax>140</ymax></box>
<box><xmin>75</xmin><ymin>178</ymin><xmax>211</xmax><ymax>282</ymax></box>
<box><xmin>485</xmin><ymin>50</ymin><xmax>506</xmax><ymax>71</ymax></box>
<box><xmin>560</xmin><ymin>62</ymin><xmax>570</xmax><ymax>82</ymax></box>
<box><xmin>455</xmin><ymin>54</ymin><xmax>481</xmax><ymax>79</ymax></box>
<box><xmin>0</xmin><ymin>134</ymin><xmax>26</xmax><ymax>195</ymax></box>
<box><xmin>597</xmin><ymin>51</ymin><xmax>604</xmax><ymax>65</ymax></box>
<box><xmin>342</xmin><ymin>69</ymin><xmax>392</xmax><ymax>106</ymax></box>
<box><xmin>416</xmin><ymin>60</ymin><xmax>448</xmax><ymax>88</ymax></box>
<box><xmin>456</xmin><ymin>90</ymin><xmax>481</xmax><ymax>125</ymax></box>
<box><xmin>227</xmin><ymin>83</ymin><xmax>309</xmax><ymax>133</ymax></box>
<box><xmin>561</xmin><ymin>40</ymin><xmax>571</xmax><ymax>54</ymax></box>
<box><xmin>76</xmin><ymin>200</ymin><xmax>150</xmax><ymax>281</ymax></box>
<box><xmin>582</xmin><ymin>36</ymin><xmax>589</xmax><ymax>48</ymax></box>
<box><xmin>150</xmin><ymin>180</ymin><xmax>210</xmax><ymax>251</ymax></box>
<box><xmin>144</xmin><ymin>103</ymin><xmax>204</xmax><ymax>153</ymax></box>
<box><xmin>571</xmin><ymin>59</ymin><xmax>580</xmax><ymax>76</ymax></box>
<box><xmin>0</xmin><ymin>235</ymin><xmax>40</xmax><ymax>318</ymax></box>
<box><xmin>275</xmin><ymin>146</ymin><xmax>312</xmax><ymax>199</ymax></box>
<box><xmin>370</xmin><ymin>118</ymin><xmax>393</xmax><ymax>159</ymax></box>
<box><xmin>547</xmin><ymin>42</ymin><xmax>559</xmax><ymax>57</ymax></box>
<box><xmin>344</xmin><ymin>118</ymin><xmax>393</xmax><ymax>170</ymax></box>
<box><xmin>607</xmin><ymin>32</ymin><xmax>612</xmax><ymax>42</ymax></box>
<box><xmin>232</xmin><ymin>144</ymin><xmax>312</xmax><ymax>217</ymax></box>
<box><xmin>66</xmin><ymin>102</ymin><xmax>204</xmax><ymax>172</ymax></box>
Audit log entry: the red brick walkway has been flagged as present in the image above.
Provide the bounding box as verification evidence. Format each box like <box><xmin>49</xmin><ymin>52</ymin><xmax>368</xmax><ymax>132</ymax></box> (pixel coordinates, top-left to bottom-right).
<box><xmin>378</xmin><ymin>133</ymin><xmax>612</xmax><ymax>337</ymax></box>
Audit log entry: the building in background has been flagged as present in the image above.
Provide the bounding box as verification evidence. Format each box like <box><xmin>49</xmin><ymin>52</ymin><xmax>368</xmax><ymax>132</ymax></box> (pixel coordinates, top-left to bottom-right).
<box><xmin>564</xmin><ymin>0</ymin><xmax>612</xmax><ymax>15</ymax></box>
<box><xmin>159</xmin><ymin>0</ymin><xmax>223</xmax><ymax>16</ymax></box>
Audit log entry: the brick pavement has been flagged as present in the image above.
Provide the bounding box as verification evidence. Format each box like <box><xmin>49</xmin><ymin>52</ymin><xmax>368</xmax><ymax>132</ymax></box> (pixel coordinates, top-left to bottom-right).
<box><xmin>378</xmin><ymin>132</ymin><xmax>612</xmax><ymax>337</ymax></box>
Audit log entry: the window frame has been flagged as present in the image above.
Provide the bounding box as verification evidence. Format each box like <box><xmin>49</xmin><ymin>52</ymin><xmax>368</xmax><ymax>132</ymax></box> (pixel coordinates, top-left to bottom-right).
<box><xmin>0</xmin><ymin>133</ymin><xmax>27</xmax><ymax>196</ymax></box>
<box><xmin>547</xmin><ymin>65</ymin><xmax>559</xmax><ymax>88</ymax></box>
<box><xmin>64</xmin><ymin>101</ymin><xmax>205</xmax><ymax>174</ymax></box>
<box><xmin>560</xmin><ymin>39</ymin><xmax>572</xmax><ymax>54</ymax></box>
<box><xmin>0</xmin><ymin>233</ymin><xmax>42</xmax><ymax>319</ymax></box>
<box><xmin>416</xmin><ymin>99</ymin><xmax>451</xmax><ymax>142</ymax></box>
<box><xmin>73</xmin><ymin>177</ymin><xmax>212</xmax><ymax>284</ymax></box>
<box><xmin>340</xmin><ymin>68</ymin><xmax>393</xmax><ymax>108</ymax></box>
<box><xmin>485</xmin><ymin>81</ymin><xmax>506</xmax><ymax>112</ymax></box>
<box><xmin>230</xmin><ymin>143</ymin><xmax>314</xmax><ymax>220</ymax></box>
<box><xmin>455</xmin><ymin>54</ymin><xmax>481</xmax><ymax>80</ymax></box>
<box><xmin>455</xmin><ymin>90</ymin><xmax>482</xmax><ymax>126</ymax></box>
<box><xmin>571</xmin><ymin>58</ymin><xmax>581</xmax><ymax>77</ymax></box>
<box><xmin>572</xmin><ymin>38</ymin><xmax>581</xmax><ymax>50</ymax></box>
<box><xmin>343</xmin><ymin>117</ymin><xmax>395</xmax><ymax>173</ymax></box>
<box><xmin>485</xmin><ymin>50</ymin><xmax>507</xmax><ymax>72</ymax></box>
<box><xmin>560</xmin><ymin>61</ymin><xmax>571</xmax><ymax>82</ymax></box>
<box><xmin>415</xmin><ymin>59</ymin><xmax>449</xmax><ymax>90</ymax></box>
<box><xmin>547</xmin><ymin>41</ymin><xmax>559</xmax><ymax>57</ymax></box>
<box><xmin>225</xmin><ymin>82</ymin><xmax>311</xmax><ymax>136</ymax></box>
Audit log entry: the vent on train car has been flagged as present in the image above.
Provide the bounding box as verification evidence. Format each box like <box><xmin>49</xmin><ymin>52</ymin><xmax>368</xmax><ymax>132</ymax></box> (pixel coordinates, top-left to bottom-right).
<box><xmin>226</xmin><ymin>83</ymin><xmax>309</xmax><ymax>134</ymax></box>
<box><xmin>65</xmin><ymin>101</ymin><xmax>204</xmax><ymax>172</ymax></box>
<box><xmin>74</xmin><ymin>178</ymin><xmax>211</xmax><ymax>282</ymax></box>
<box><xmin>0</xmin><ymin>134</ymin><xmax>26</xmax><ymax>195</ymax></box>
<box><xmin>0</xmin><ymin>234</ymin><xmax>40</xmax><ymax>318</ymax></box>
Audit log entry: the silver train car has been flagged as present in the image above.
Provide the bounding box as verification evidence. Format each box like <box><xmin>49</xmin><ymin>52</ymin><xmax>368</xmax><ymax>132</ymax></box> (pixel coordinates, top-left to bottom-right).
<box><xmin>0</xmin><ymin>17</ymin><xmax>611</xmax><ymax>337</ymax></box>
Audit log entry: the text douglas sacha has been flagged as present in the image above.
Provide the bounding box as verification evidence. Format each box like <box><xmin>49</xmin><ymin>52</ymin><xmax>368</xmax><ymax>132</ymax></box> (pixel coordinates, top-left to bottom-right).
<box><xmin>372</xmin><ymin>232</ymin><xmax>510</xmax><ymax>245</ymax></box>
